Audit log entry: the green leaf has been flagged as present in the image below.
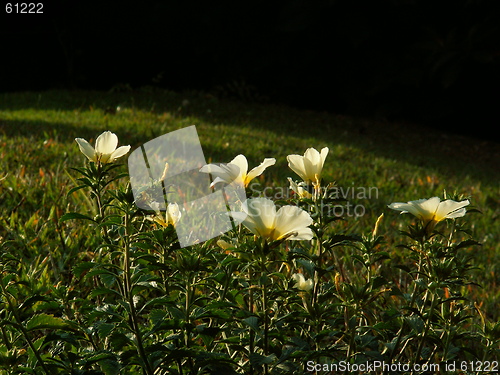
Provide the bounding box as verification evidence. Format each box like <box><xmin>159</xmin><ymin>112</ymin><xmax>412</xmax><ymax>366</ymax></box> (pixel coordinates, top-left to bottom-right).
<box><xmin>166</xmin><ymin>305</ymin><xmax>185</xmax><ymax>320</ymax></box>
<box><xmin>405</xmin><ymin>315</ymin><xmax>424</xmax><ymax>332</ymax></box>
<box><xmin>73</xmin><ymin>262</ymin><xmax>96</xmax><ymax>278</ymax></box>
<box><xmin>141</xmin><ymin>296</ymin><xmax>174</xmax><ymax>312</ymax></box>
<box><xmin>90</xmin><ymin>287</ymin><xmax>121</xmax><ymax>298</ymax></box>
<box><xmin>85</xmin><ymin>268</ymin><xmax>119</xmax><ymax>282</ymax></box>
<box><xmin>243</xmin><ymin>316</ymin><xmax>260</xmax><ymax>333</ymax></box>
<box><xmin>26</xmin><ymin>336</ymin><xmax>44</xmax><ymax>368</ymax></box>
<box><xmin>67</xmin><ymin>184</ymin><xmax>89</xmax><ymax>196</ymax></box>
<box><xmin>87</xmin><ymin>352</ymin><xmax>121</xmax><ymax>375</ymax></box>
<box><xmin>454</xmin><ymin>239</ymin><xmax>481</xmax><ymax>251</ymax></box>
<box><xmin>25</xmin><ymin>314</ymin><xmax>69</xmax><ymax>331</ymax></box>
<box><xmin>149</xmin><ymin>309</ymin><xmax>167</xmax><ymax>325</ymax></box>
<box><xmin>371</xmin><ymin>276</ymin><xmax>388</xmax><ymax>290</ymax></box>
<box><xmin>60</xmin><ymin>212</ymin><xmax>96</xmax><ymax>222</ymax></box>
<box><xmin>249</xmin><ymin>353</ymin><xmax>276</xmax><ymax>366</ymax></box>
<box><xmin>97</xmin><ymin>323</ymin><xmax>116</xmax><ymax>339</ymax></box>
<box><xmin>99</xmin><ymin>358</ymin><xmax>121</xmax><ymax>375</ymax></box>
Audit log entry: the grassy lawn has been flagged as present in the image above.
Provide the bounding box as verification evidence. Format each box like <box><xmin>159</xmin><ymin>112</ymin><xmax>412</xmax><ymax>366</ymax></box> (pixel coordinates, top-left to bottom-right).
<box><xmin>0</xmin><ymin>89</ymin><xmax>498</xmax><ymax>373</ymax></box>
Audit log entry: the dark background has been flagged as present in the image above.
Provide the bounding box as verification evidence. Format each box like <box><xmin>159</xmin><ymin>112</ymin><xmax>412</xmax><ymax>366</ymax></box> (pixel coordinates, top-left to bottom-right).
<box><xmin>1</xmin><ymin>0</ymin><xmax>499</xmax><ymax>138</ymax></box>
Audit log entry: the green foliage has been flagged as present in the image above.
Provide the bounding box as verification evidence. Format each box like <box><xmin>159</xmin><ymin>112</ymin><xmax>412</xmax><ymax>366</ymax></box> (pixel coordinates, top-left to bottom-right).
<box><xmin>0</xmin><ymin>90</ymin><xmax>498</xmax><ymax>374</ymax></box>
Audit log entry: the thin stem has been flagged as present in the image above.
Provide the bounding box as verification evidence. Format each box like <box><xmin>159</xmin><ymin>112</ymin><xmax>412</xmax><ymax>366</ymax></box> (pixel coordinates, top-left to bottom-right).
<box><xmin>312</xmin><ymin>195</ymin><xmax>324</xmax><ymax>307</ymax></box>
<box><xmin>123</xmin><ymin>212</ymin><xmax>154</xmax><ymax>375</ymax></box>
<box><xmin>262</xmin><ymin>284</ymin><xmax>269</xmax><ymax>375</ymax></box>
<box><xmin>391</xmin><ymin>245</ymin><xmax>425</xmax><ymax>366</ymax></box>
<box><xmin>248</xmin><ymin>266</ymin><xmax>255</xmax><ymax>375</ymax></box>
<box><xmin>411</xmin><ymin>293</ymin><xmax>437</xmax><ymax>373</ymax></box>
<box><xmin>185</xmin><ymin>274</ymin><xmax>192</xmax><ymax>347</ymax></box>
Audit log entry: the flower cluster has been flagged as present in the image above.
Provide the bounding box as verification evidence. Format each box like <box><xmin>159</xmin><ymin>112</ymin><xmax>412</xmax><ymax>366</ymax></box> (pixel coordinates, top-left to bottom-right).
<box><xmin>66</xmin><ymin>129</ymin><xmax>484</xmax><ymax>375</ymax></box>
<box><xmin>74</xmin><ymin>133</ymin><xmax>471</xmax><ymax>238</ymax></box>
<box><xmin>200</xmin><ymin>148</ymin><xmax>332</xmax><ymax>242</ymax></box>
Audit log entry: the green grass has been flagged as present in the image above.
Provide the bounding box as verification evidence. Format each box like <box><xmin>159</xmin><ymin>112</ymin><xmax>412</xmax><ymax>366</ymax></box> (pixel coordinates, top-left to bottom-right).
<box><xmin>0</xmin><ymin>89</ymin><xmax>498</xmax><ymax>373</ymax></box>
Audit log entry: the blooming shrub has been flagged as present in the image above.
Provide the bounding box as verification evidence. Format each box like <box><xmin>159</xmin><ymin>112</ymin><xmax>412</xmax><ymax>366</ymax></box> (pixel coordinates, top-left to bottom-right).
<box><xmin>0</xmin><ymin>133</ymin><xmax>498</xmax><ymax>375</ymax></box>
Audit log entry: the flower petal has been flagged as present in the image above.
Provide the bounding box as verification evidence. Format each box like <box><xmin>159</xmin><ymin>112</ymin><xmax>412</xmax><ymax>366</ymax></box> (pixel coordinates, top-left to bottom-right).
<box><xmin>201</xmin><ymin>163</ymin><xmax>241</xmax><ymax>186</ymax></box>
<box><xmin>242</xmin><ymin>198</ymin><xmax>276</xmax><ymax>238</ymax></box>
<box><xmin>166</xmin><ymin>202</ymin><xmax>182</xmax><ymax>225</ymax></box>
<box><xmin>445</xmin><ymin>207</ymin><xmax>467</xmax><ymax>219</ymax></box>
<box><xmin>410</xmin><ymin>197</ymin><xmax>441</xmax><ymax>221</ymax></box>
<box><xmin>292</xmin><ymin>273</ymin><xmax>313</xmax><ymax>291</ymax></box>
<box><xmin>229</xmin><ymin>155</ymin><xmax>249</xmax><ymax>179</ymax></box>
<box><xmin>108</xmin><ymin>145</ymin><xmax>131</xmax><ymax>162</ymax></box>
<box><xmin>75</xmin><ymin>138</ymin><xmax>97</xmax><ymax>162</ymax></box>
<box><xmin>304</xmin><ymin>147</ymin><xmax>321</xmax><ymax>166</ymax></box>
<box><xmin>292</xmin><ymin>273</ymin><xmax>305</xmax><ymax>283</ymax></box>
<box><xmin>273</xmin><ymin>205</ymin><xmax>313</xmax><ymax>240</ymax></box>
<box><xmin>287</xmin><ymin>154</ymin><xmax>307</xmax><ymax>181</ymax></box>
<box><xmin>388</xmin><ymin>202</ymin><xmax>414</xmax><ymax>215</ymax></box>
<box><xmin>302</xmin><ymin>157</ymin><xmax>317</xmax><ymax>181</ymax></box>
<box><xmin>320</xmin><ymin>147</ymin><xmax>329</xmax><ymax>165</ymax></box>
<box><xmin>246</xmin><ymin>158</ymin><xmax>276</xmax><ymax>184</ymax></box>
<box><xmin>95</xmin><ymin>131</ymin><xmax>118</xmax><ymax>155</ymax></box>
<box><xmin>434</xmin><ymin>199</ymin><xmax>469</xmax><ymax>221</ymax></box>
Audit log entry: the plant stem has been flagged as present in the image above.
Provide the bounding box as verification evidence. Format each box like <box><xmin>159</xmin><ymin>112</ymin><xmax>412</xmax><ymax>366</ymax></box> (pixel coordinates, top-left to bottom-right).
<box><xmin>411</xmin><ymin>293</ymin><xmax>437</xmax><ymax>374</ymax></box>
<box><xmin>248</xmin><ymin>267</ymin><xmax>255</xmax><ymax>375</ymax></box>
<box><xmin>391</xmin><ymin>247</ymin><xmax>425</xmax><ymax>366</ymax></box>
<box><xmin>123</xmin><ymin>212</ymin><xmax>154</xmax><ymax>375</ymax></box>
<box><xmin>262</xmin><ymin>284</ymin><xmax>269</xmax><ymax>375</ymax></box>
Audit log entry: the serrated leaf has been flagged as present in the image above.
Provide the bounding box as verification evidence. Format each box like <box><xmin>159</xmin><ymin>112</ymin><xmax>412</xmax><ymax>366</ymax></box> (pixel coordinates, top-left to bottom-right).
<box><xmin>149</xmin><ymin>309</ymin><xmax>167</xmax><ymax>325</ymax></box>
<box><xmin>25</xmin><ymin>314</ymin><xmax>69</xmax><ymax>331</ymax></box>
<box><xmin>99</xmin><ymin>358</ymin><xmax>121</xmax><ymax>375</ymax></box>
<box><xmin>96</xmin><ymin>323</ymin><xmax>116</xmax><ymax>339</ymax></box>
<box><xmin>73</xmin><ymin>262</ymin><xmax>96</xmax><ymax>278</ymax></box>
<box><xmin>166</xmin><ymin>305</ymin><xmax>185</xmax><ymax>320</ymax></box>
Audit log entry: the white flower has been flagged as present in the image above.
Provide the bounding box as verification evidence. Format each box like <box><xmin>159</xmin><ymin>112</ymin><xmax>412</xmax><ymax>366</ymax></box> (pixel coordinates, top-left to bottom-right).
<box><xmin>200</xmin><ymin>154</ymin><xmax>276</xmax><ymax>188</ymax></box>
<box><xmin>75</xmin><ymin>131</ymin><xmax>131</xmax><ymax>164</ymax></box>
<box><xmin>231</xmin><ymin>197</ymin><xmax>314</xmax><ymax>241</ymax></box>
<box><xmin>287</xmin><ymin>147</ymin><xmax>329</xmax><ymax>183</ymax></box>
<box><xmin>149</xmin><ymin>202</ymin><xmax>182</xmax><ymax>228</ymax></box>
<box><xmin>288</xmin><ymin>177</ymin><xmax>312</xmax><ymax>199</ymax></box>
<box><xmin>388</xmin><ymin>197</ymin><xmax>469</xmax><ymax>225</ymax></box>
<box><xmin>292</xmin><ymin>273</ymin><xmax>314</xmax><ymax>292</ymax></box>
